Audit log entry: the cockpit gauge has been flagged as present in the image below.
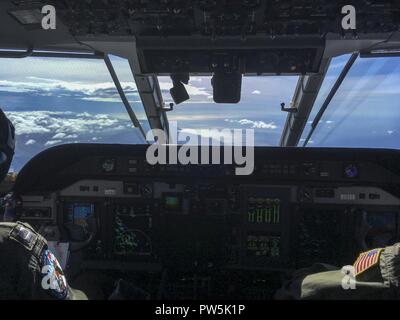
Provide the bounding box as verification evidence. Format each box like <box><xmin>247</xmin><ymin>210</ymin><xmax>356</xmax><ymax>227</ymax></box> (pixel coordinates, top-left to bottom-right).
<box><xmin>297</xmin><ymin>187</ymin><xmax>313</xmax><ymax>203</ymax></box>
<box><xmin>302</xmin><ymin>162</ymin><xmax>317</xmax><ymax>177</ymax></box>
<box><xmin>140</xmin><ymin>183</ymin><xmax>153</xmax><ymax>198</ymax></box>
<box><xmin>101</xmin><ymin>158</ymin><xmax>116</xmax><ymax>173</ymax></box>
<box><xmin>344</xmin><ymin>164</ymin><xmax>359</xmax><ymax>179</ymax></box>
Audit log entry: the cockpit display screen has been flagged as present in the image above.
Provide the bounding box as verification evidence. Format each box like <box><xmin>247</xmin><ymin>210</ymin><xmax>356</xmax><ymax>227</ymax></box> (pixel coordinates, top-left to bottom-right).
<box><xmin>63</xmin><ymin>203</ymin><xmax>96</xmax><ymax>243</ymax></box>
<box><xmin>113</xmin><ymin>204</ymin><xmax>152</xmax><ymax>256</ymax></box>
<box><xmin>247</xmin><ymin>198</ymin><xmax>280</xmax><ymax>224</ymax></box>
<box><xmin>246</xmin><ymin>234</ymin><xmax>280</xmax><ymax>258</ymax></box>
<box><xmin>65</xmin><ymin>203</ymin><xmax>94</xmax><ymax>227</ymax></box>
<box><xmin>163</xmin><ymin>193</ymin><xmax>182</xmax><ymax>213</ymax></box>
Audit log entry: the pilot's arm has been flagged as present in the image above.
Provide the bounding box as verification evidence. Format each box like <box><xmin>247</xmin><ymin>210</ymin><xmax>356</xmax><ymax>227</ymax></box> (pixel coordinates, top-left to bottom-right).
<box><xmin>0</xmin><ymin>109</ymin><xmax>87</xmax><ymax>300</ymax></box>
<box><xmin>276</xmin><ymin>207</ymin><xmax>400</xmax><ymax>300</ymax></box>
<box><xmin>276</xmin><ymin>243</ymin><xmax>400</xmax><ymax>300</ymax></box>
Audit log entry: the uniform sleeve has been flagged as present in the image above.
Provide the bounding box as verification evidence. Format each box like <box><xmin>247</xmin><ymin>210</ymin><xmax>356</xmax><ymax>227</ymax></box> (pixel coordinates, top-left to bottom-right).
<box><xmin>0</xmin><ymin>222</ymin><xmax>63</xmax><ymax>300</ymax></box>
<box><xmin>274</xmin><ymin>263</ymin><xmax>337</xmax><ymax>299</ymax></box>
<box><xmin>276</xmin><ymin>243</ymin><xmax>400</xmax><ymax>300</ymax></box>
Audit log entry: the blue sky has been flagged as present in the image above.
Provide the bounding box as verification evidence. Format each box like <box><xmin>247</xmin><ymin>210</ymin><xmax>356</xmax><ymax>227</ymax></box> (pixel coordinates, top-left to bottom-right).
<box><xmin>1</xmin><ymin>54</ymin><xmax>400</xmax><ymax>172</ymax></box>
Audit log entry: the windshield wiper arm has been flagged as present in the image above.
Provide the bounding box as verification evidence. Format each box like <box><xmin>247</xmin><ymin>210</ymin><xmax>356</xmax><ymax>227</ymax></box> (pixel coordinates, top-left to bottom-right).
<box><xmin>302</xmin><ymin>52</ymin><xmax>358</xmax><ymax>147</ymax></box>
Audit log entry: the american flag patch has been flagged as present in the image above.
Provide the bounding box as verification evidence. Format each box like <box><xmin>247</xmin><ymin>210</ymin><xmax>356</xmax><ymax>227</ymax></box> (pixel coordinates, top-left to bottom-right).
<box><xmin>353</xmin><ymin>248</ymin><xmax>383</xmax><ymax>276</ymax></box>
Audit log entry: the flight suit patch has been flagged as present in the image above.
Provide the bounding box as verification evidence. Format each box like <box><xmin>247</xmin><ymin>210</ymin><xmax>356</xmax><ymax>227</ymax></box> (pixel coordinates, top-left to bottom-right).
<box><xmin>40</xmin><ymin>249</ymin><xmax>68</xmax><ymax>300</ymax></box>
<box><xmin>9</xmin><ymin>224</ymin><xmax>37</xmax><ymax>250</ymax></box>
<box><xmin>353</xmin><ymin>248</ymin><xmax>383</xmax><ymax>276</ymax></box>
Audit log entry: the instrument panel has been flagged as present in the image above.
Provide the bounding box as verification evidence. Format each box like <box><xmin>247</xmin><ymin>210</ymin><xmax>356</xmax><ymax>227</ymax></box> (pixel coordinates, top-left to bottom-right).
<box><xmin>12</xmin><ymin>144</ymin><xmax>400</xmax><ymax>298</ymax></box>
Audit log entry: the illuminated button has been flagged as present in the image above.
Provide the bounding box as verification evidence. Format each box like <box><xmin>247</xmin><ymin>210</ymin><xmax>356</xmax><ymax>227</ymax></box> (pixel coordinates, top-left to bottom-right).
<box><xmin>340</xmin><ymin>193</ymin><xmax>356</xmax><ymax>201</ymax></box>
<box><xmin>104</xmin><ymin>188</ymin><xmax>117</xmax><ymax>196</ymax></box>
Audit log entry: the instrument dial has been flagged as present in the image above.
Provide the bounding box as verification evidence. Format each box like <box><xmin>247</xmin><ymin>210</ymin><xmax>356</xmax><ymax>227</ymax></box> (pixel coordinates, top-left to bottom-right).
<box><xmin>344</xmin><ymin>164</ymin><xmax>359</xmax><ymax>178</ymax></box>
<box><xmin>101</xmin><ymin>158</ymin><xmax>116</xmax><ymax>173</ymax></box>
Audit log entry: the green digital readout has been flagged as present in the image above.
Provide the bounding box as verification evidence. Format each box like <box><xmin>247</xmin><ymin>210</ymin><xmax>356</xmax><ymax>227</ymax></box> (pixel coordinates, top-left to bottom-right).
<box><xmin>246</xmin><ymin>235</ymin><xmax>280</xmax><ymax>257</ymax></box>
<box><xmin>247</xmin><ymin>198</ymin><xmax>280</xmax><ymax>224</ymax></box>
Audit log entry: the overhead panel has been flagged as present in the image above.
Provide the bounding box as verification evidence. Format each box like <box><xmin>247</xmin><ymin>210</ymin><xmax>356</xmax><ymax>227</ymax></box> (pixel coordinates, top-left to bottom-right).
<box><xmin>36</xmin><ymin>0</ymin><xmax>400</xmax><ymax>75</ymax></box>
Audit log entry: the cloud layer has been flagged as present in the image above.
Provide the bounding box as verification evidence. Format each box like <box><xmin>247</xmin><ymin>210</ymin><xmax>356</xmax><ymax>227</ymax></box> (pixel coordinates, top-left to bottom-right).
<box><xmin>5</xmin><ymin>110</ymin><xmax>146</xmax><ymax>171</ymax></box>
<box><xmin>225</xmin><ymin>119</ymin><xmax>278</xmax><ymax>129</ymax></box>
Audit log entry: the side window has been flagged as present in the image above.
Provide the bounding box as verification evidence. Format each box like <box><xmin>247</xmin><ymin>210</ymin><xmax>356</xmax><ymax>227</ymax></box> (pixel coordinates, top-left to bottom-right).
<box><xmin>301</xmin><ymin>55</ymin><xmax>400</xmax><ymax>148</ymax></box>
<box><xmin>0</xmin><ymin>56</ymin><xmax>146</xmax><ymax>173</ymax></box>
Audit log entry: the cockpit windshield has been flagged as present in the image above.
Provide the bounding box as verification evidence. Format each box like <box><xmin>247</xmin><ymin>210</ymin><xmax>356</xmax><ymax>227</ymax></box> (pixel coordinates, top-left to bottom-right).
<box><xmin>160</xmin><ymin>54</ymin><xmax>400</xmax><ymax>150</ymax></box>
<box><xmin>1</xmin><ymin>53</ymin><xmax>400</xmax><ymax>172</ymax></box>
<box><xmin>159</xmin><ymin>75</ymin><xmax>299</xmax><ymax>146</ymax></box>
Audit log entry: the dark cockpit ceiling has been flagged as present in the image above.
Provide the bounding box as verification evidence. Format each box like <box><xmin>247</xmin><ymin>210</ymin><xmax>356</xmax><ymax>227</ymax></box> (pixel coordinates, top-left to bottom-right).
<box><xmin>1</xmin><ymin>0</ymin><xmax>400</xmax><ymax>76</ymax></box>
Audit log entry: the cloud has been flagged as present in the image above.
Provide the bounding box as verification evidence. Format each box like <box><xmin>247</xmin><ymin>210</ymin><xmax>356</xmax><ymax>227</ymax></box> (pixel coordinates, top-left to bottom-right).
<box><xmin>252</xmin><ymin>90</ymin><xmax>261</xmax><ymax>95</ymax></box>
<box><xmin>6</xmin><ymin>110</ymin><xmax>147</xmax><ymax>171</ymax></box>
<box><xmin>158</xmin><ymin>80</ymin><xmax>211</xmax><ymax>98</ymax></box>
<box><xmin>45</xmin><ymin>140</ymin><xmax>62</xmax><ymax>146</ymax></box>
<box><xmin>51</xmin><ymin>132</ymin><xmax>78</xmax><ymax>140</ymax></box>
<box><xmin>179</xmin><ymin>128</ymin><xmax>242</xmax><ymax>145</ymax></box>
<box><xmin>184</xmin><ymin>85</ymin><xmax>211</xmax><ymax>97</ymax></box>
<box><xmin>299</xmin><ymin>138</ymin><xmax>314</xmax><ymax>145</ymax></box>
<box><xmin>0</xmin><ymin>76</ymin><xmax>214</xmax><ymax>105</ymax></box>
<box><xmin>81</xmin><ymin>97</ymin><xmax>122</xmax><ymax>103</ymax></box>
<box><xmin>0</xmin><ymin>79</ymin><xmax>126</xmax><ymax>95</ymax></box>
<box><xmin>25</xmin><ymin>139</ymin><xmax>36</xmax><ymax>146</ymax></box>
<box><xmin>190</xmin><ymin>77</ymin><xmax>203</xmax><ymax>82</ymax></box>
<box><xmin>52</xmin><ymin>133</ymin><xmax>66</xmax><ymax>139</ymax></box>
<box><xmin>5</xmin><ymin>111</ymin><xmax>135</xmax><ymax>138</ymax></box>
<box><xmin>225</xmin><ymin>119</ymin><xmax>278</xmax><ymax>129</ymax></box>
